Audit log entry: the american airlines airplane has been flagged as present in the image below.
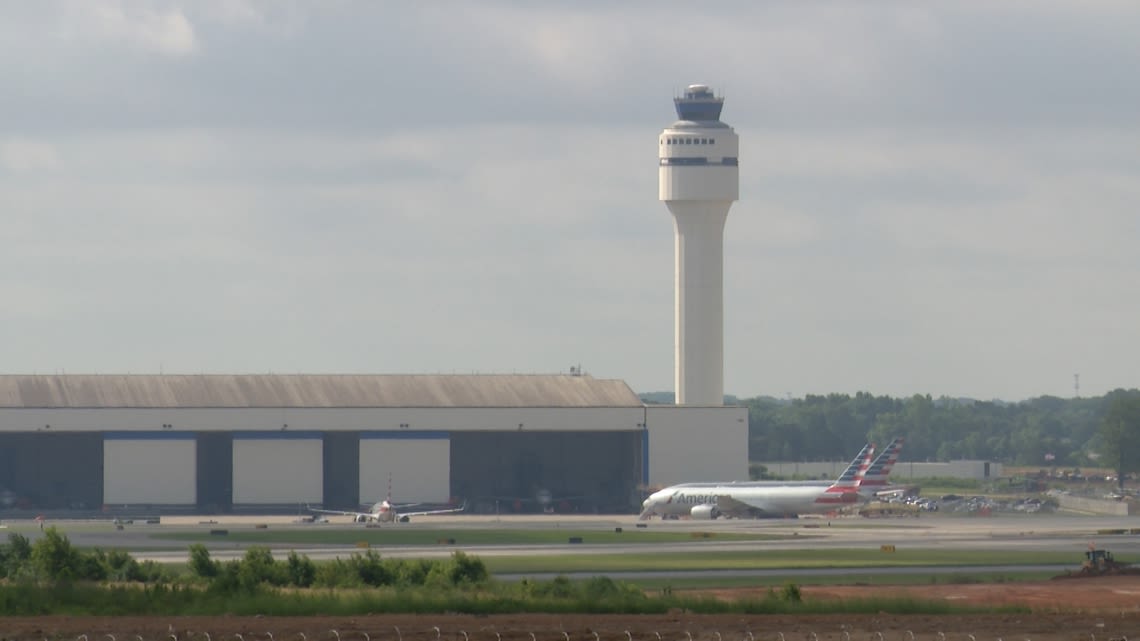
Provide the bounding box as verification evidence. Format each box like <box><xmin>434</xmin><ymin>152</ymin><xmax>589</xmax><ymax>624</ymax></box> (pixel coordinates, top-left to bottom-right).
<box><xmin>638</xmin><ymin>438</ymin><xmax>904</xmax><ymax>520</ymax></box>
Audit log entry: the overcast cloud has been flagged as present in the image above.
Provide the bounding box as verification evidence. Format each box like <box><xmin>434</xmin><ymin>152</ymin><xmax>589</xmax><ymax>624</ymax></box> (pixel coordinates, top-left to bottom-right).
<box><xmin>2</xmin><ymin>1</ymin><xmax>1138</xmax><ymax>401</ymax></box>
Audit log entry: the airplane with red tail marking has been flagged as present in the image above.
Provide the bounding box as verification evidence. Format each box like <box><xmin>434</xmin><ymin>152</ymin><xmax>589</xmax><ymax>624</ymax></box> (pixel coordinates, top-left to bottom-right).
<box><xmin>307</xmin><ymin>475</ymin><xmax>465</xmax><ymax>523</ymax></box>
<box><xmin>638</xmin><ymin>438</ymin><xmax>905</xmax><ymax>520</ymax></box>
<box><xmin>638</xmin><ymin>443</ymin><xmax>877</xmax><ymax>520</ymax></box>
<box><xmin>308</xmin><ymin>497</ymin><xmax>466</xmax><ymax>523</ymax></box>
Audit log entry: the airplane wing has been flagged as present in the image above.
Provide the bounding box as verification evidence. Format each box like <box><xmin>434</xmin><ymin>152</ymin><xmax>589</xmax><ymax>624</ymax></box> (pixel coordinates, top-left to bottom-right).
<box><xmin>400</xmin><ymin>501</ymin><xmax>467</xmax><ymax>518</ymax></box>
<box><xmin>715</xmin><ymin>494</ymin><xmax>773</xmax><ymax>517</ymax></box>
<box><xmin>306</xmin><ymin>504</ymin><xmax>372</xmax><ymax>520</ymax></box>
<box><xmin>716</xmin><ymin>494</ymin><xmax>816</xmax><ymax>518</ymax></box>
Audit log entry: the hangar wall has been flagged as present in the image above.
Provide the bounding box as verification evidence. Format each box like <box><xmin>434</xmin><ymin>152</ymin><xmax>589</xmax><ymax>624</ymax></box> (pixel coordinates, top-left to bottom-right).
<box><xmin>322</xmin><ymin>432</ymin><xmax>359</xmax><ymax>510</ymax></box>
<box><xmin>0</xmin><ymin>405</ymin><xmax>738</xmax><ymax>513</ymax></box>
<box><xmin>450</xmin><ymin>430</ymin><xmax>643</xmax><ymax>513</ymax></box>
<box><xmin>359</xmin><ymin>432</ymin><xmax>450</xmax><ymax>503</ymax></box>
<box><xmin>0</xmin><ymin>433</ymin><xmax>103</xmax><ymax>510</ymax></box>
<box><xmin>104</xmin><ymin>433</ymin><xmax>196</xmax><ymax>505</ymax></box>
<box><xmin>645</xmin><ymin>405</ymin><xmax>747</xmax><ymax>486</ymax></box>
<box><xmin>232</xmin><ymin>433</ymin><xmax>323</xmax><ymax>504</ymax></box>
<box><xmin>197</xmin><ymin>432</ymin><xmax>232</xmax><ymax>512</ymax></box>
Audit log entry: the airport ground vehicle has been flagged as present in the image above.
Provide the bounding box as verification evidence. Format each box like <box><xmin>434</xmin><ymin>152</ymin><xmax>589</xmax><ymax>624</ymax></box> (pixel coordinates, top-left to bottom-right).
<box><xmin>1082</xmin><ymin>547</ymin><xmax>1125</xmax><ymax>574</ymax></box>
<box><xmin>1054</xmin><ymin>545</ymin><xmax>1138</xmax><ymax>579</ymax></box>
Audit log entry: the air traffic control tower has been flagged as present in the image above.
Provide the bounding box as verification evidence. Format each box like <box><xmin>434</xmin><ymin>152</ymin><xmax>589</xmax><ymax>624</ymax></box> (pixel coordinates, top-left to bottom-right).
<box><xmin>659</xmin><ymin>84</ymin><xmax>739</xmax><ymax>406</ymax></box>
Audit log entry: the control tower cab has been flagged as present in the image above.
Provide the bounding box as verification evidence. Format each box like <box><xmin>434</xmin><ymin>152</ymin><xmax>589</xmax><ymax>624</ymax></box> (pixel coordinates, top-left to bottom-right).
<box><xmin>658</xmin><ymin>84</ymin><xmax>740</xmax><ymax>406</ymax></box>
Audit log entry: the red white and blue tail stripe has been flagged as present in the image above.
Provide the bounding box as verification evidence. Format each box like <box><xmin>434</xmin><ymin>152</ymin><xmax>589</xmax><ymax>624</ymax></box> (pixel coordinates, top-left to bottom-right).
<box><xmin>857</xmin><ymin>437</ymin><xmax>905</xmax><ymax>491</ymax></box>
<box><xmin>816</xmin><ymin>443</ymin><xmax>875</xmax><ymax>505</ymax></box>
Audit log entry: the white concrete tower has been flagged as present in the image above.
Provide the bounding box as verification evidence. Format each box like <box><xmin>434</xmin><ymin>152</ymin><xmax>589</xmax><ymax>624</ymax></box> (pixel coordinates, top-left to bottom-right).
<box><xmin>659</xmin><ymin>84</ymin><xmax>739</xmax><ymax>406</ymax></box>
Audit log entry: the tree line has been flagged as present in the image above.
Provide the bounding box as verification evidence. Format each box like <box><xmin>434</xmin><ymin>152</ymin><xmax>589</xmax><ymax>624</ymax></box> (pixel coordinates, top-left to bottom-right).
<box><xmin>738</xmin><ymin>390</ymin><xmax>1140</xmax><ymax>483</ymax></box>
<box><xmin>0</xmin><ymin>528</ymin><xmax>825</xmax><ymax>616</ymax></box>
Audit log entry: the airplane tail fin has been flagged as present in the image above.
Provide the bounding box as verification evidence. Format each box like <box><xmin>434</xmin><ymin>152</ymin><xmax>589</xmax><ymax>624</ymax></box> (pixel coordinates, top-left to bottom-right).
<box><xmin>832</xmin><ymin>443</ymin><xmax>875</xmax><ymax>489</ymax></box>
<box><xmin>816</xmin><ymin>443</ymin><xmax>875</xmax><ymax>506</ymax></box>
<box><xmin>857</xmin><ymin>437</ymin><xmax>905</xmax><ymax>492</ymax></box>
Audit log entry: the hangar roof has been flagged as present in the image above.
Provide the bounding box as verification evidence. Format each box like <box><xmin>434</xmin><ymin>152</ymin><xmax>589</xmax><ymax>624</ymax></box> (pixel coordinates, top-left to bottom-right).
<box><xmin>0</xmin><ymin>374</ymin><xmax>644</xmax><ymax>409</ymax></box>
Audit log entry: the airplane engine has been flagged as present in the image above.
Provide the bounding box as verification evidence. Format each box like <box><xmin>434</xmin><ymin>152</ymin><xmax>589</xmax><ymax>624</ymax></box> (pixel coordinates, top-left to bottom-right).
<box><xmin>354</xmin><ymin>514</ymin><xmax>369</xmax><ymax>523</ymax></box>
<box><xmin>690</xmin><ymin>504</ymin><xmax>720</xmax><ymax>520</ymax></box>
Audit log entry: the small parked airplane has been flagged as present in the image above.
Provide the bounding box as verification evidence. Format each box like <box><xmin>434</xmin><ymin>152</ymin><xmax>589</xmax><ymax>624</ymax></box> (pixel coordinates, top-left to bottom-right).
<box><xmin>308</xmin><ymin>497</ymin><xmax>466</xmax><ymax>524</ymax></box>
<box><xmin>307</xmin><ymin>475</ymin><xmax>465</xmax><ymax>523</ymax></box>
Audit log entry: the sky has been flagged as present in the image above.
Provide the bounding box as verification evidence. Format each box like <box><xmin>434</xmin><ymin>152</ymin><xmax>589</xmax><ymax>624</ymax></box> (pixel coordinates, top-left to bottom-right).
<box><xmin>2</xmin><ymin>1</ymin><xmax>1138</xmax><ymax>402</ymax></box>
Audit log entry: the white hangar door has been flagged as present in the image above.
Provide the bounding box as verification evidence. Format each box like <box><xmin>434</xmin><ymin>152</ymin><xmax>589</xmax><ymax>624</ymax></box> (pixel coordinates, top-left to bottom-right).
<box><xmin>232</xmin><ymin>432</ymin><xmax>323</xmax><ymax>504</ymax></box>
<box><xmin>103</xmin><ymin>432</ymin><xmax>196</xmax><ymax>505</ymax></box>
<box><xmin>360</xmin><ymin>432</ymin><xmax>450</xmax><ymax>504</ymax></box>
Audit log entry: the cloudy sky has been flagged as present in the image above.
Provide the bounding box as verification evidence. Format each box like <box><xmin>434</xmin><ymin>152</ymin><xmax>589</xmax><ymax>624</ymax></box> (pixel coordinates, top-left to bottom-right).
<box><xmin>2</xmin><ymin>1</ymin><xmax>1138</xmax><ymax>402</ymax></box>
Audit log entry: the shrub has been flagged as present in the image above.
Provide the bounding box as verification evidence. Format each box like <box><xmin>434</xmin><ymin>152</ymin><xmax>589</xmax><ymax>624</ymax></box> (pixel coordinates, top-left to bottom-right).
<box><xmin>237</xmin><ymin>546</ymin><xmax>287</xmax><ymax>588</ymax></box>
<box><xmin>393</xmin><ymin>558</ymin><xmax>434</xmax><ymax>587</ymax></box>
<box><xmin>286</xmin><ymin>551</ymin><xmax>316</xmax><ymax>588</ymax></box>
<box><xmin>313</xmin><ymin>558</ymin><xmax>356</xmax><ymax>588</ymax></box>
<box><xmin>2</xmin><ymin>533</ymin><xmax>31</xmax><ymax>578</ymax></box>
<box><xmin>136</xmin><ymin>560</ymin><xmax>171</xmax><ymax>583</ymax></box>
<box><xmin>781</xmin><ymin>582</ymin><xmax>802</xmax><ymax>602</ymax></box>
<box><xmin>448</xmin><ymin>551</ymin><xmax>488</xmax><ymax>585</ymax></box>
<box><xmin>188</xmin><ymin>544</ymin><xmax>218</xmax><ymax>579</ymax></box>
<box><xmin>349</xmin><ymin>550</ymin><xmax>393</xmax><ymax>587</ymax></box>
<box><xmin>30</xmin><ymin>527</ymin><xmax>82</xmax><ymax>581</ymax></box>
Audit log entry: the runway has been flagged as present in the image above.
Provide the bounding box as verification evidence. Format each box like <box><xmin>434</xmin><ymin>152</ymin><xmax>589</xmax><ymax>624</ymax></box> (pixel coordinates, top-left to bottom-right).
<box><xmin>11</xmin><ymin>512</ymin><xmax>1140</xmax><ymax>579</ymax></box>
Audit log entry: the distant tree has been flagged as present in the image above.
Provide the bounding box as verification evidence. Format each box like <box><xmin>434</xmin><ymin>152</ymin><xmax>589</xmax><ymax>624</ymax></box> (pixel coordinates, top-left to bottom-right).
<box><xmin>188</xmin><ymin>543</ymin><xmax>218</xmax><ymax>578</ymax></box>
<box><xmin>3</xmin><ymin>532</ymin><xmax>31</xmax><ymax>578</ymax></box>
<box><xmin>1100</xmin><ymin>389</ymin><xmax>1140</xmax><ymax>491</ymax></box>
<box><xmin>285</xmin><ymin>550</ymin><xmax>316</xmax><ymax>587</ymax></box>
<box><xmin>744</xmin><ymin>389</ymin><xmax>1140</xmax><ymax>468</ymax></box>
<box><xmin>30</xmin><ymin>527</ymin><xmax>81</xmax><ymax>581</ymax></box>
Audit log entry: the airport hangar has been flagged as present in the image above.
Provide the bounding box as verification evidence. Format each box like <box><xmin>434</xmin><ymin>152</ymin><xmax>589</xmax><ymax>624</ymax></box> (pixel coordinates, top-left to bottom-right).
<box><xmin>0</xmin><ymin>374</ymin><xmax>746</xmax><ymax>515</ymax></box>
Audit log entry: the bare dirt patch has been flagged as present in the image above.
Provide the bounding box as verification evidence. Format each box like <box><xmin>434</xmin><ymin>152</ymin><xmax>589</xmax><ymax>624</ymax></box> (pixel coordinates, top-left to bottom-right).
<box><xmin>696</xmin><ymin>575</ymin><xmax>1140</xmax><ymax>613</ymax></box>
<box><xmin>0</xmin><ymin>612</ymin><xmax>1137</xmax><ymax>641</ymax></box>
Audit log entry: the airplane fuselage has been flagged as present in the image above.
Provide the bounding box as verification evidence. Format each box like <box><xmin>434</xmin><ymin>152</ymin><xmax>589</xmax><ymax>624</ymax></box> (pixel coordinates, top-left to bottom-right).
<box><xmin>644</xmin><ymin>483</ymin><xmax>852</xmax><ymax>519</ymax></box>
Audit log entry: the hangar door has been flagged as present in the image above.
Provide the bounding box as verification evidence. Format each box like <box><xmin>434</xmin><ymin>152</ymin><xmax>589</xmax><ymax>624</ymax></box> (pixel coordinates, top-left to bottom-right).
<box><xmin>104</xmin><ymin>432</ymin><xmax>196</xmax><ymax>505</ymax></box>
<box><xmin>233</xmin><ymin>432</ymin><xmax>323</xmax><ymax>504</ymax></box>
<box><xmin>360</xmin><ymin>432</ymin><xmax>450</xmax><ymax>504</ymax></box>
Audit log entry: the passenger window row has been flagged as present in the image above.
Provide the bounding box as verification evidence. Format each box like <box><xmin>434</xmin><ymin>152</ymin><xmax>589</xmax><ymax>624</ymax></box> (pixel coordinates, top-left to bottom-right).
<box><xmin>662</xmin><ymin>138</ymin><xmax>716</xmax><ymax>145</ymax></box>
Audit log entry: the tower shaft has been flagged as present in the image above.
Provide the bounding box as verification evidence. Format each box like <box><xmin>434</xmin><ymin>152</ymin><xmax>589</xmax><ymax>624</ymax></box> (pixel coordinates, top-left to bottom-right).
<box><xmin>669</xmin><ymin>202</ymin><xmax>731</xmax><ymax>405</ymax></box>
<box><xmin>658</xmin><ymin>85</ymin><xmax>739</xmax><ymax>406</ymax></box>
